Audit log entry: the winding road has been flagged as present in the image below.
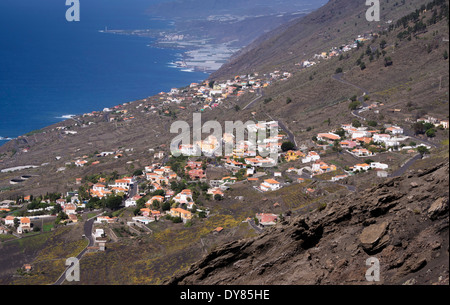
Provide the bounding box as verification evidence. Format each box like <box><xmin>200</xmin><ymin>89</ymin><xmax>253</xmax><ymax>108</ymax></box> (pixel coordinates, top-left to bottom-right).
<box><xmin>52</xmin><ymin>215</ymin><xmax>97</xmax><ymax>285</ymax></box>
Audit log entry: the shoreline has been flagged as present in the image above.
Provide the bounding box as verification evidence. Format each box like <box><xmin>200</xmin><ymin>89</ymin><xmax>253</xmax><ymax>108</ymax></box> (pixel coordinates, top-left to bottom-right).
<box><xmin>100</xmin><ymin>29</ymin><xmax>240</xmax><ymax>74</ymax></box>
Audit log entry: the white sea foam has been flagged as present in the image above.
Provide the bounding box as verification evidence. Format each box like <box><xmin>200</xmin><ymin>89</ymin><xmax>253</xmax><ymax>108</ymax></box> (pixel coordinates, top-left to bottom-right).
<box><xmin>56</xmin><ymin>114</ymin><xmax>76</xmax><ymax>119</ymax></box>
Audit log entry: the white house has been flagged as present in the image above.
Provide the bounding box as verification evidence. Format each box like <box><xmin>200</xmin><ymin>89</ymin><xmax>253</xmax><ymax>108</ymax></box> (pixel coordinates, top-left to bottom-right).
<box><xmin>351</xmin><ymin>130</ymin><xmax>372</xmax><ymax>139</ymax></box>
<box><xmin>132</xmin><ymin>216</ymin><xmax>153</xmax><ymax>225</ymax></box>
<box><xmin>353</xmin><ymin>163</ymin><xmax>371</xmax><ymax>172</ymax></box>
<box><xmin>125</xmin><ymin>195</ymin><xmax>142</xmax><ymax>207</ymax></box>
<box><xmin>92</xmin><ymin>184</ymin><xmax>106</xmax><ymax>192</ymax></box>
<box><xmin>352</xmin><ymin>148</ymin><xmax>374</xmax><ymax>157</ymax></box>
<box><xmin>373</xmin><ymin>134</ymin><xmax>391</xmax><ymax>143</ymax></box>
<box><xmin>111</xmin><ymin>179</ymin><xmax>130</xmax><ymax>190</ymax></box>
<box><xmin>179</xmin><ymin>144</ymin><xmax>200</xmax><ymax>156</ymax></box>
<box><xmin>302</xmin><ymin>151</ymin><xmax>320</xmax><ymax>163</ymax></box>
<box><xmin>260</xmin><ymin>179</ymin><xmax>281</xmax><ymax>192</ymax></box>
<box><xmin>75</xmin><ymin>160</ymin><xmax>87</xmax><ymax>167</ymax></box>
<box><xmin>17</xmin><ymin>217</ymin><xmax>31</xmax><ymax>234</ymax></box>
<box><xmin>370</xmin><ymin>162</ymin><xmax>389</xmax><ymax>170</ymax></box>
<box><xmin>173</xmin><ymin>189</ymin><xmax>193</xmax><ymax>204</ymax></box>
<box><xmin>5</xmin><ymin>216</ymin><xmax>15</xmax><ymax>226</ymax></box>
<box><xmin>93</xmin><ymin>229</ymin><xmax>105</xmax><ymax>240</ymax></box>
<box><xmin>386</xmin><ymin>126</ymin><xmax>404</xmax><ymax>135</ymax></box>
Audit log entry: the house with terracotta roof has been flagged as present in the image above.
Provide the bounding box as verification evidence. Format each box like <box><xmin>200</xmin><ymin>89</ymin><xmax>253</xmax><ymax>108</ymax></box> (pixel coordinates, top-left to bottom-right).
<box><xmin>17</xmin><ymin>217</ymin><xmax>31</xmax><ymax>234</ymax></box>
<box><xmin>260</xmin><ymin>179</ymin><xmax>281</xmax><ymax>192</ymax></box>
<box><xmin>302</xmin><ymin>151</ymin><xmax>320</xmax><ymax>163</ymax></box>
<box><xmin>311</xmin><ymin>161</ymin><xmax>337</xmax><ymax>175</ymax></box>
<box><xmin>75</xmin><ymin>160</ymin><xmax>88</xmax><ymax>167</ymax></box>
<box><xmin>354</xmin><ymin>137</ymin><xmax>373</xmax><ymax>145</ymax></box>
<box><xmin>386</xmin><ymin>126</ymin><xmax>404</xmax><ymax>135</ymax></box>
<box><xmin>5</xmin><ymin>215</ymin><xmax>15</xmax><ymax>226</ymax></box>
<box><xmin>169</xmin><ymin>208</ymin><xmax>192</xmax><ymax>223</ymax></box>
<box><xmin>213</xmin><ymin>227</ymin><xmax>224</xmax><ymax>233</ymax></box>
<box><xmin>352</xmin><ymin>148</ymin><xmax>374</xmax><ymax>157</ymax></box>
<box><xmin>111</xmin><ymin>179</ymin><xmax>130</xmax><ymax>190</ymax></box>
<box><xmin>64</xmin><ymin>203</ymin><xmax>77</xmax><ymax>215</ymax></box>
<box><xmin>317</xmin><ymin>133</ymin><xmax>341</xmax><ymax>142</ymax></box>
<box><xmin>96</xmin><ymin>216</ymin><xmax>117</xmax><ymax>224</ymax></box>
<box><xmin>188</xmin><ymin>168</ymin><xmax>206</xmax><ymax>180</ymax></box>
<box><xmin>207</xmin><ymin>187</ymin><xmax>224</xmax><ymax>198</ymax></box>
<box><xmin>256</xmin><ymin>213</ymin><xmax>278</xmax><ymax>227</ymax></box>
<box><xmin>125</xmin><ymin>195</ymin><xmax>142</xmax><ymax>207</ymax></box>
<box><xmin>147</xmin><ymin>195</ymin><xmax>165</xmax><ymax>207</ymax></box>
<box><xmin>284</xmin><ymin>150</ymin><xmax>304</xmax><ymax>162</ymax></box>
<box><xmin>173</xmin><ymin>189</ymin><xmax>193</xmax><ymax>204</ymax></box>
<box><xmin>353</xmin><ymin>163</ymin><xmax>371</xmax><ymax>172</ymax></box>
<box><xmin>340</xmin><ymin>140</ymin><xmax>357</xmax><ymax>149</ymax></box>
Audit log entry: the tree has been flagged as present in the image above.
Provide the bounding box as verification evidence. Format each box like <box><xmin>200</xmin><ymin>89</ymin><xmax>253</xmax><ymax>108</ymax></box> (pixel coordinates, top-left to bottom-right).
<box><xmin>367</xmin><ymin>120</ymin><xmax>378</xmax><ymax>127</ymax></box>
<box><xmin>281</xmin><ymin>141</ymin><xmax>295</xmax><ymax>152</ymax></box>
<box><xmin>51</xmin><ymin>204</ymin><xmax>63</xmax><ymax>215</ymax></box>
<box><xmin>334</xmin><ymin>128</ymin><xmax>346</xmax><ymax>138</ymax></box>
<box><xmin>423</xmin><ymin>122</ymin><xmax>435</xmax><ymax>131</ymax></box>
<box><xmin>384</xmin><ymin>57</ymin><xmax>393</xmax><ymax>67</ymax></box>
<box><xmin>133</xmin><ymin>169</ymin><xmax>143</xmax><ymax>176</ymax></box>
<box><xmin>106</xmin><ymin>196</ymin><xmax>122</xmax><ymax>210</ymax></box>
<box><xmin>286</xmin><ymin>97</ymin><xmax>292</xmax><ymax>104</ymax></box>
<box><xmin>13</xmin><ymin>217</ymin><xmax>20</xmax><ymax>228</ymax></box>
<box><xmin>151</xmin><ymin>200</ymin><xmax>160</xmax><ymax>210</ymax></box>
<box><xmin>349</xmin><ymin>100</ymin><xmax>361</xmax><ymax>110</ymax></box>
<box><xmin>412</xmin><ymin>122</ymin><xmax>425</xmax><ymax>135</ymax></box>
<box><xmin>417</xmin><ymin>146</ymin><xmax>430</xmax><ymax>156</ymax></box>
<box><xmin>425</xmin><ymin>128</ymin><xmax>436</xmax><ymax>138</ymax></box>
<box><xmin>335</xmin><ymin>67</ymin><xmax>343</xmax><ymax>74</ymax></box>
<box><xmin>171</xmin><ymin>216</ymin><xmax>182</xmax><ymax>223</ymax></box>
<box><xmin>214</xmin><ymin>194</ymin><xmax>223</xmax><ymax>201</ymax></box>
<box><xmin>352</xmin><ymin>119</ymin><xmax>362</xmax><ymax>128</ymax></box>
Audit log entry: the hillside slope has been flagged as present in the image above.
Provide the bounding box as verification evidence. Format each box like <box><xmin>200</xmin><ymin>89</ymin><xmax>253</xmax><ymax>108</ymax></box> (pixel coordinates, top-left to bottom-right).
<box><xmin>168</xmin><ymin>160</ymin><xmax>449</xmax><ymax>285</ymax></box>
<box><xmin>210</xmin><ymin>0</ymin><xmax>440</xmax><ymax>79</ymax></box>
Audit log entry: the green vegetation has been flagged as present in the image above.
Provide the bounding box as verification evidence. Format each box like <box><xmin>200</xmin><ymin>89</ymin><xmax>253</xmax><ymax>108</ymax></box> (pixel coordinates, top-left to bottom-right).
<box><xmin>281</xmin><ymin>141</ymin><xmax>295</xmax><ymax>152</ymax></box>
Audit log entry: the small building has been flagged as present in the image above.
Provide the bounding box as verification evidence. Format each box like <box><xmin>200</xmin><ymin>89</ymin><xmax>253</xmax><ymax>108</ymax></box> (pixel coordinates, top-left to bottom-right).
<box><xmin>256</xmin><ymin>213</ymin><xmax>278</xmax><ymax>227</ymax></box>
<box><xmin>260</xmin><ymin>179</ymin><xmax>281</xmax><ymax>192</ymax></box>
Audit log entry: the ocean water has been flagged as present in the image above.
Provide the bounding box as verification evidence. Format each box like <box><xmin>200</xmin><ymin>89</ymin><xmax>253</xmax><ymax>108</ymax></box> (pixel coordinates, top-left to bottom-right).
<box><xmin>0</xmin><ymin>0</ymin><xmax>209</xmax><ymax>145</ymax></box>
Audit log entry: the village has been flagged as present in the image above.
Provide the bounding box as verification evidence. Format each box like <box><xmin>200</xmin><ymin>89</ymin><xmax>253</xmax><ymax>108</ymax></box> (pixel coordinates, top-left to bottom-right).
<box><xmin>1</xmin><ymin>30</ymin><xmax>448</xmax><ymax>251</ymax></box>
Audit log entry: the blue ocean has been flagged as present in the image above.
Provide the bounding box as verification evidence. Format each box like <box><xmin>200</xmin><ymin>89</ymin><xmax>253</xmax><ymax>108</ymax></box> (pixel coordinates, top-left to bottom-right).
<box><xmin>0</xmin><ymin>0</ymin><xmax>209</xmax><ymax>145</ymax></box>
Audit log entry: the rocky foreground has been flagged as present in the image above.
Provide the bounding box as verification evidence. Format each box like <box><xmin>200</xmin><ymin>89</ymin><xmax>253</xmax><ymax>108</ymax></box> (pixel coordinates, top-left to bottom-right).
<box><xmin>168</xmin><ymin>162</ymin><xmax>449</xmax><ymax>285</ymax></box>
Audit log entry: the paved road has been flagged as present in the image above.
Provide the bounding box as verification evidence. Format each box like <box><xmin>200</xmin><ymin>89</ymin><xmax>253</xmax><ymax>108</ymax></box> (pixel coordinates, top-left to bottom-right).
<box><xmin>264</xmin><ymin>112</ymin><xmax>298</xmax><ymax>149</ymax></box>
<box><xmin>243</xmin><ymin>88</ymin><xmax>263</xmax><ymax>110</ymax></box>
<box><xmin>247</xmin><ymin>219</ymin><xmax>263</xmax><ymax>234</ymax></box>
<box><xmin>390</xmin><ymin>154</ymin><xmax>422</xmax><ymax>178</ymax></box>
<box><xmin>52</xmin><ymin>215</ymin><xmax>97</xmax><ymax>285</ymax></box>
